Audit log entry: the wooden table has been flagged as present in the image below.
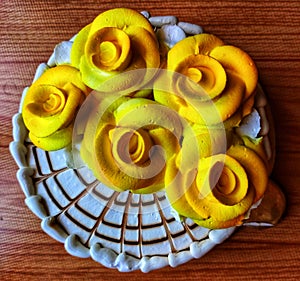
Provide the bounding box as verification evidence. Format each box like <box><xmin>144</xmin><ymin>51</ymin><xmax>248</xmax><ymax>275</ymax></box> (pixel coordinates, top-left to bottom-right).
<box><xmin>1</xmin><ymin>1</ymin><xmax>300</xmax><ymax>280</ymax></box>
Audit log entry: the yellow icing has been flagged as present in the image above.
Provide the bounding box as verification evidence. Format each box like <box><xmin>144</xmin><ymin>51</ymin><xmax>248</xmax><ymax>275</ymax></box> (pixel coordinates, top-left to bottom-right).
<box><xmin>154</xmin><ymin>33</ymin><xmax>258</xmax><ymax>125</ymax></box>
<box><xmin>165</xmin><ymin>144</ymin><xmax>268</xmax><ymax>228</ymax></box>
<box><xmin>22</xmin><ymin>65</ymin><xmax>90</xmax><ymax>151</ymax></box>
<box><xmin>71</xmin><ymin>8</ymin><xmax>160</xmax><ymax>92</ymax></box>
<box><xmin>80</xmin><ymin>97</ymin><xmax>182</xmax><ymax>193</ymax></box>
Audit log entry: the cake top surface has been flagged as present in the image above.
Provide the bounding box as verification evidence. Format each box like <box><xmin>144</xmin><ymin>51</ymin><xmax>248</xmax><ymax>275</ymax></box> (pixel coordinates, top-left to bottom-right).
<box><xmin>10</xmin><ymin>8</ymin><xmax>285</xmax><ymax>272</ymax></box>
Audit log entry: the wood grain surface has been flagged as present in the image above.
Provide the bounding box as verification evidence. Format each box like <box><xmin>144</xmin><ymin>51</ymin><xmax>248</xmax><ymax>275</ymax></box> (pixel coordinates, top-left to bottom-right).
<box><xmin>1</xmin><ymin>0</ymin><xmax>300</xmax><ymax>280</ymax></box>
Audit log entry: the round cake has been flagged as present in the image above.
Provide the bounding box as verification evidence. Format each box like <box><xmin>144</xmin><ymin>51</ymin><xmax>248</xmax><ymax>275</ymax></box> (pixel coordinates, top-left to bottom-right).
<box><xmin>10</xmin><ymin>8</ymin><xmax>285</xmax><ymax>272</ymax></box>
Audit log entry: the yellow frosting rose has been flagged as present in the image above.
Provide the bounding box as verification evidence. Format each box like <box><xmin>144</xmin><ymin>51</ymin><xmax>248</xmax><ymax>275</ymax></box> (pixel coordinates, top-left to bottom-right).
<box><xmin>71</xmin><ymin>8</ymin><xmax>160</xmax><ymax>92</ymax></box>
<box><xmin>154</xmin><ymin>33</ymin><xmax>258</xmax><ymax>125</ymax></box>
<box><xmin>80</xmin><ymin>96</ymin><xmax>184</xmax><ymax>193</ymax></box>
<box><xmin>165</xmin><ymin>144</ymin><xmax>268</xmax><ymax>229</ymax></box>
<box><xmin>22</xmin><ymin>65</ymin><xmax>90</xmax><ymax>151</ymax></box>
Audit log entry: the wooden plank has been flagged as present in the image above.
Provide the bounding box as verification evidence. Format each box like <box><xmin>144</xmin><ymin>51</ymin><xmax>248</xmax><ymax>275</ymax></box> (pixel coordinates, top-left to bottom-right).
<box><xmin>1</xmin><ymin>1</ymin><xmax>300</xmax><ymax>280</ymax></box>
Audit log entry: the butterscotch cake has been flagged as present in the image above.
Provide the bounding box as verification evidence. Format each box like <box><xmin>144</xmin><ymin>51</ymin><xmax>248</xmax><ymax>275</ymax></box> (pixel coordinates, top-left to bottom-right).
<box><xmin>10</xmin><ymin>8</ymin><xmax>285</xmax><ymax>272</ymax></box>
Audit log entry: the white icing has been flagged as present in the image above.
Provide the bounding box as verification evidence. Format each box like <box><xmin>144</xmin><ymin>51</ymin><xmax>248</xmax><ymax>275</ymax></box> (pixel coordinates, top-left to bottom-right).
<box><xmin>123</xmin><ymin>241</ymin><xmax>140</xmax><ymax>258</ymax></box>
<box><xmin>35</xmin><ymin>180</ymin><xmax>66</xmax><ymax>216</ymax></box>
<box><xmin>48</xmin><ymin>41</ymin><xmax>73</xmax><ymax>67</ymax></box>
<box><xmin>77</xmin><ymin>193</ymin><xmax>106</xmax><ymax>217</ymax></box>
<box><xmin>12</xmin><ymin>113</ymin><xmax>27</xmax><ymax>142</ymax></box>
<box><xmin>47</xmin><ymin>52</ymin><xmax>56</xmax><ymax>67</ymax></box>
<box><xmin>142</xmin><ymin>239</ymin><xmax>172</xmax><ymax>256</ymax></box>
<box><xmin>243</xmin><ymin>222</ymin><xmax>273</xmax><ymax>227</ymax></box>
<box><xmin>208</xmin><ymin>227</ymin><xmax>236</xmax><ymax>244</ymax></box>
<box><xmin>65</xmin><ymin>234</ymin><xmax>90</xmax><ymax>258</ymax></box>
<box><xmin>177</xmin><ymin>22</ymin><xmax>203</xmax><ymax>35</ymax></box>
<box><xmin>16</xmin><ymin>167</ymin><xmax>35</xmax><ymax>197</ymax></box>
<box><xmin>149</xmin><ymin>16</ymin><xmax>178</xmax><ymax>27</ymax></box>
<box><xmin>10</xmin><ymin>142</ymin><xmax>27</xmax><ymax>168</ymax></box>
<box><xmin>140</xmin><ymin>256</ymin><xmax>169</xmax><ymax>273</ymax></box>
<box><xmin>168</xmin><ymin>251</ymin><xmax>194</xmax><ymax>268</ymax></box>
<box><xmin>171</xmin><ymin>230</ymin><xmax>194</xmax><ymax>252</ymax></box>
<box><xmin>187</xmin><ymin>224</ymin><xmax>210</xmax><ymax>240</ymax></box>
<box><xmin>33</xmin><ymin>63</ymin><xmax>49</xmax><ymax>82</ymax></box>
<box><xmin>53</xmin><ymin>41</ymin><xmax>73</xmax><ymax>65</ymax></box>
<box><xmin>190</xmin><ymin>239</ymin><xmax>216</xmax><ymax>259</ymax></box>
<box><xmin>41</xmin><ymin>216</ymin><xmax>68</xmax><ymax>243</ymax></box>
<box><xmin>104</xmin><ymin>208</ymin><xmax>127</xmax><ymax>224</ymax></box>
<box><xmin>90</xmin><ymin>233</ymin><xmax>122</xmax><ymax>254</ymax></box>
<box><xmin>75</xmin><ymin>167</ymin><xmax>96</xmax><ymax>184</ymax></box>
<box><xmin>114</xmin><ymin>253</ymin><xmax>141</xmax><ymax>272</ymax></box>
<box><xmin>25</xmin><ymin>195</ymin><xmax>48</xmax><ymax>219</ymax></box>
<box><xmin>126</xmin><ymin>209</ymin><xmax>139</xmax><ymax>226</ymax></box>
<box><xmin>140</xmin><ymin>10</ymin><xmax>150</xmax><ymax>19</ymax></box>
<box><xmin>236</xmin><ymin>109</ymin><xmax>261</xmax><ymax>139</ymax></box>
<box><xmin>90</xmin><ymin>244</ymin><xmax>117</xmax><ymax>268</ymax></box>
<box><xmin>157</xmin><ymin>24</ymin><xmax>186</xmax><ymax>48</ymax></box>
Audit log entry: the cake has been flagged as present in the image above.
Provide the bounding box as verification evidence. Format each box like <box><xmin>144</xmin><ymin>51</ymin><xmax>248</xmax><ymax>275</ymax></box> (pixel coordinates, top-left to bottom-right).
<box><xmin>10</xmin><ymin>8</ymin><xmax>285</xmax><ymax>272</ymax></box>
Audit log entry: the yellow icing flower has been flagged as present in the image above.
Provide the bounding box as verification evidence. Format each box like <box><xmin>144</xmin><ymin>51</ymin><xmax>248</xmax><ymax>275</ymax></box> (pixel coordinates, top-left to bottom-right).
<box><xmin>165</xmin><ymin>144</ymin><xmax>268</xmax><ymax>229</ymax></box>
<box><xmin>154</xmin><ymin>33</ymin><xmax>258</xmax><ymax>125</ymax></box>
<box><xmin>80</xmin><ymin>96</ymin><xmax>182</xmax><ymax>193</ymax></box>
<box><xmin>71</xmin><ymin>8</ymin><xmax>160</xmax><ymax>92</ymax></box>
<box><xmin>22</xmin><ymin>65</ymin><xmax>90</xmax><ymax>151</ymax></box>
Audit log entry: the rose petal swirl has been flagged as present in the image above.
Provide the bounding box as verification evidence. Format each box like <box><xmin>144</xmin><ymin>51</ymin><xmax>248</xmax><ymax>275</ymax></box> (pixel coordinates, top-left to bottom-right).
<box><xmin>154</xmin><ymin>33</ymin><xmax>258</xmax><ymax>125</ymax></box>
<box><xmin>22</xmin><ymin>65</ymin><xmax>90</xmax><ymax>151</ymax></box>
<box><xmin>80</xmin><ymin>97</ymin><xmax>183</xmax><ymax>193</ymax></box>
<box><xmin>165</xmin><ymin>144</ymin><xmax>268</xmax><ymax>229</ymax></box>
<box><xmin>71</xmin><ymin>8</ymin><xmax>160</xmax><ymax>92</ymax></box>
